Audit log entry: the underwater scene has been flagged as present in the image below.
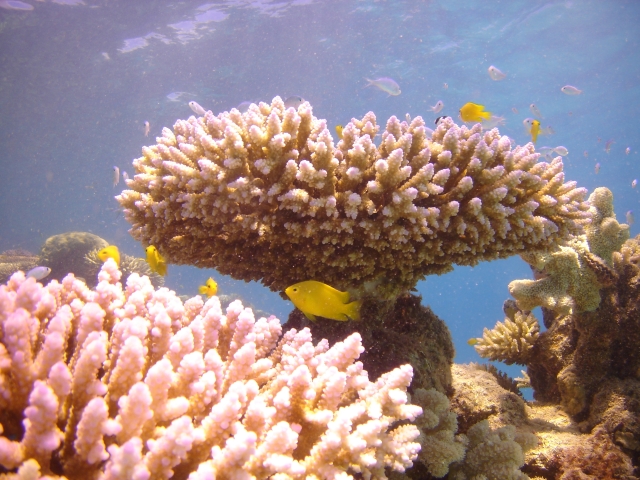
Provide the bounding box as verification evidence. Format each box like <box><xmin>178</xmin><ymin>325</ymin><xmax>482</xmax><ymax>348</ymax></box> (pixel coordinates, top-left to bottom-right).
<box><xmin>1</xmin><ymin>0</ymin><xmax>639</xmax><ymax>478</ymax></box>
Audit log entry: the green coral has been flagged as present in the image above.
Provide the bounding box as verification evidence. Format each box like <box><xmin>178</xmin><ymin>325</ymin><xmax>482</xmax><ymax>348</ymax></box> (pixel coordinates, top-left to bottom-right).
<box><xmin>508</xmin><ymin>187</ymin><xmax>629</xmax><ymax>314</ymax></box>
<box><xmin>448</xmin><ymin>420</ymin><xmax>537</xmax><ymax>480</ymax></box>
<box><xmin>413</xmin><ymin>388</ymin><xmax>466</xmax><ymax>478</ymax></box>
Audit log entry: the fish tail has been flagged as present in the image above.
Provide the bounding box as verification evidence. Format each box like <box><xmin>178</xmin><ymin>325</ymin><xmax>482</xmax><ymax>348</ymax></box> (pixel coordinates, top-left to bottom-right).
<box><xmin>198</xmin><ymin>285</ymin><xmax>207</xmax><ymax>295</ymax></box>
<box><xmin>345</xmin><ymin>300</ymin><xmax>363</xmax><ymax>321</ymax></box>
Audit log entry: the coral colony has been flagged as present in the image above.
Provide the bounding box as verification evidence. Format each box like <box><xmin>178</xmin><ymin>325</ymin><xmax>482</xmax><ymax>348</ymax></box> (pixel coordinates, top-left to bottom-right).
<box><xmin>1</xmin><ymin>99</ymin><xmax>638</xmax><ymax>478</ymax></box>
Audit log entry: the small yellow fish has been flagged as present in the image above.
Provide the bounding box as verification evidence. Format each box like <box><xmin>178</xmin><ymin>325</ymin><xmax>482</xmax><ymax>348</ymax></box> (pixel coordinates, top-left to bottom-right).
<box><xmin>459</xmin><ymin>102</ymin><xmax>491</xmax><ymax>123</ymax></box>
<box><xmin>285</xmin><ymin>280</ymin><xmax>362</xmax><ymax>322</ymax></box>
<box><xmin>98</xmin><ymin>245</ymin><xmax>120</xmax><ymax>265</ymax></box>
<box><xmin>335</xmin><ymin>124</ymin><xmax>343</xmax><ymax>140</ymax></box>
<box><xmin>530</xmin><ymin>119</ymin><xmax>540</xmax><ymax>144</ymax></box>
<box><xmin>199</xmin><ymin>277</ymin><xmax>218</xmax><ymax>298</ymax></box>
<box><xmin>145</xmin><ymin>245</ymin><xmax>167</xmax><ymax>276</ymax></box>
<box><xmin>467</xmin><ymin>338</ymin><xmax>479</xmax><ymax>346</ymax></box>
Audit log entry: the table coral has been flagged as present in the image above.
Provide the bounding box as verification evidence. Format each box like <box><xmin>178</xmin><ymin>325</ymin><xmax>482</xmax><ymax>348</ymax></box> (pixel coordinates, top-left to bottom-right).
<box><xmin>0</xmin><ymin>260</ymin><xmax>423</xmax><ymax>479</ymax></box>
<box><xmin>117</xmin><ymin>97</ymin><xmax>591</xmax><ymax>300</ymax></box>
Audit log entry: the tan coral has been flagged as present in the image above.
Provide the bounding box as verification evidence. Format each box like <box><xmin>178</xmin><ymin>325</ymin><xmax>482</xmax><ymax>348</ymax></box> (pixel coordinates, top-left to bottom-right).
<box><xmin>411</xmin><ymin>388</ymin><xmax>466</xmax><ymax>477</ymax></box>
<box><xmin>117</xmin><ymin>98</ymin><xmax>591</xmax><ymax>299</ymax></box>
<box><xmin>473</xmin><ymin>311</ymin><xmax>540</xmax><ymax>365</ymax></box>
<box><xmin>509</xmin><ymin>187</ymin><xmax>629</xmax><ymax>314</ymax></box>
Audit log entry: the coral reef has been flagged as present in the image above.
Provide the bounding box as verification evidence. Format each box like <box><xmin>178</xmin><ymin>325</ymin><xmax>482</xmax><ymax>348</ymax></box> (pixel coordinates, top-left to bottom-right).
<box><xmin>117</xmin><ymin>97</ymin><xmax>591</xmax><ymax>300</ymax></box>
<box><xmin>0</xmin><ymin>260</ymin><xmax>423</xmax><ymax>479</ymax></box>
<box><xmin>510</xmin><ymin>232</ymin><xmax>640</xmax><ymax>422</ymax></box>
<box><xmin>473</xmin><ymin>198</ymin><xmax>640</xmax><ymax>475</ymax></box>
<box><xmin>450</xmin><ymin>363</ymin><xmax>636</xmax><ymax>479</ymax></box>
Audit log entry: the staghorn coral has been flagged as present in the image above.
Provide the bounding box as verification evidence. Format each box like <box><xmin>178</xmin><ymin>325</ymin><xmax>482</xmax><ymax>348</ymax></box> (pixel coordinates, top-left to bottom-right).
<box><xmin>473</xmin><ymin>311</ymin><xmax>540</xmax><ymax>365</ymax></box>
<box><xmin>509</xmin><ymin>187</ymin><xmax>629</xmax><ymax>315</ymax></box>
<box><xmin>117</xmin><ymin>97</ymin><xmax>591</xmax><ymax>300</ymax></box>
<box><xmin>0</xmin><ymin>260</ymin><xmax>423</xmax><ymax>479</ymax></box>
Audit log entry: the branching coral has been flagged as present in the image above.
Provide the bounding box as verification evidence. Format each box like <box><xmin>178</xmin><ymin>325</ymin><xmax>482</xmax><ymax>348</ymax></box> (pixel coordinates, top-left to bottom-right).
<box><xmin>0</xmin><ymin>261</ymin><xmax>423</xmax><ymax>479</ymax></box>
<box><xmin>473</xmin><ymin>311</ymin><xmax>540</xmax><ymax>365</ymax></box>
<box><xmin>508</xmin><ymin>187</ymin><xmax>629</xmax><ymax>314</ymax></box>
<box><xmin>117</xmin><ymin>97</ymin><xmax>591</xmax><ymax>299</ymax></box>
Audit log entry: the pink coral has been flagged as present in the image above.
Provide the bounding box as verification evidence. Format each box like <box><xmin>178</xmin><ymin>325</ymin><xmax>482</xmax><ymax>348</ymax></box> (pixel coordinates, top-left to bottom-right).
<box><xmin>0</xmin><ymin>260</ymin><xmax>422</xmax><ymax>479</ymax></box>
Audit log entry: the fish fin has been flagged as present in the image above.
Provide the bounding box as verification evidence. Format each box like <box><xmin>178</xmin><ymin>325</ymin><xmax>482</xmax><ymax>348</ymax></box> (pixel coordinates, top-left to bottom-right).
<box><xmin>336</xmin><ymin>290</ymin><xmax>351</xmax><ymax>303</ymax></box>
<box><xmin>198</xmin><ymin>285</ymin><xmax>208</xmax><ymax>295</ymax></box>
<box><xmin>303</xmin><ymin>312</ymin><xmax>317</xmax><ymax>322</ymax></box>
<box><xmin>344</xmin><ymin>300</ymin><xmax>363</xmax><ymax>321</ymax></box>
<box><xmin>156</xmin><ymin>261</ymin><xmax>167</xmax><ymax>277</ymax></box>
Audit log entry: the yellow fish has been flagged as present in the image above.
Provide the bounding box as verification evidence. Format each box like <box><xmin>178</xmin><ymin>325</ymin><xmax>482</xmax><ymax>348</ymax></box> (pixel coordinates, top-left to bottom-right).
<box><xmin>97</xmin><ymin>245</ymin><xmax>120</xmax><ymax>265</ymax></box>
<box><xmin>285</xmin><ymin>280</ymin><xmax>362</xmax><ymax>322</ymax></box>
<box><xmin>335</xmin><ymin>124</ymin><xmax>343</xmax><ymax>140</ymax></box>
<box><xmin>459</xmin><ymin>102</ymin><xmax>491</xmax><ymax>123</ymax></box>
<box><xmin>530</xmin><ymin>119</ymin><xmax>540</xmax><ymax>144</ymax></box>
<box><xmin>467</xmin><ymin>338</ymin><xmax>479</xmax><ymax>346</ymax></box>
<box><xmin>199</xmin><ymin>277</ymin><xmax>218</xmax><ymax>298</ymax></box>
<box><xmin>145</xmin><ymin>245</ymin><xmax>167</xmax><ymax>276</ymax></box>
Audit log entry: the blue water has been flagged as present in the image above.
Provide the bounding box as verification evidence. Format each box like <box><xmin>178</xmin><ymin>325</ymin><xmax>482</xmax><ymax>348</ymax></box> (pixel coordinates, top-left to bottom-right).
<box><xmin>1</xmin><ymin>0</ymin><xmax>639</xmax><ymax>386</ymax></box>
